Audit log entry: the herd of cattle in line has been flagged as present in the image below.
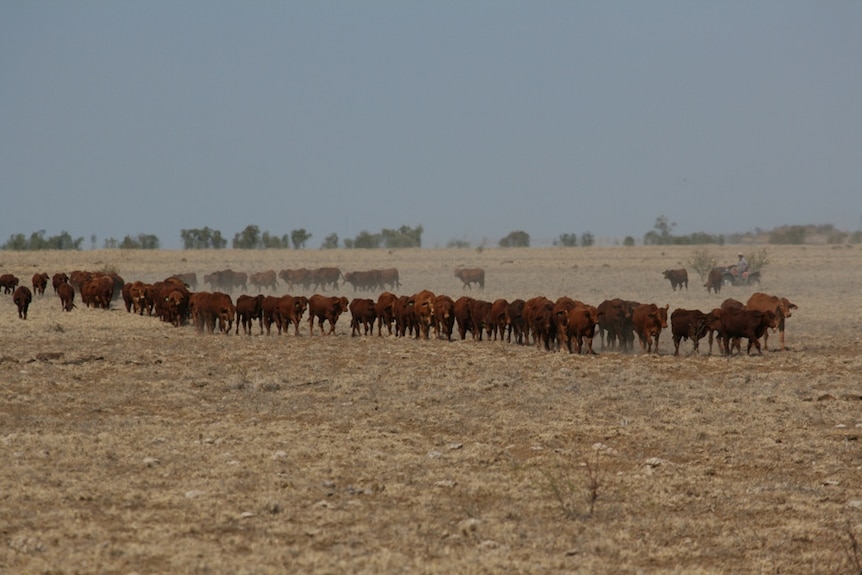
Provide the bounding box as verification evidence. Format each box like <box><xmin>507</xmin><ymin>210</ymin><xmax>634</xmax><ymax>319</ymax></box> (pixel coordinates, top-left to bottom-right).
<box><xmin>1</xmin><ymin>266</ymin><xmax>796</xmax><ymax>357</ymax></box>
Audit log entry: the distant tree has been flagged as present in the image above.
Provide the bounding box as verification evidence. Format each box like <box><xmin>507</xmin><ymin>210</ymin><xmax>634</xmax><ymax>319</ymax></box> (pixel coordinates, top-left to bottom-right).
<box><xmin>499</xmin><ymin>230</ymin><xmax>530</xmax><ymax>248</ymax></box>
<box><xmin>644</xmin><ymin>215</ymin><xmax>676</xmax><ymax>245</ymax></box>
<box><xmin>2</xmin><ymin>230</ymin><xmax>84</xmax><ymax>251</ymax></box>
<box><xmin>120</xmin><ymin>235</ymin><xmax>142</xmax><ymax>249</ymax></box>
<box><xmin>343</xmin><ymin>238</ymin><xmax>355</xmax><ymax>249</ymax></box>
<box><xmin>211</xmin><ymin>230</ymin><xmax>227</xmax><ymax>249</ymax></box>
<box><xmin>580</xmin><ymin>231</ymin><xmax>595</xmax><ymax>247</ymax></box>
<box><xmin>291</xmin><ymin>228</ymin><xmax>312</xmax><ymax>249</ymax></box>
<box><xmin>849</xmin><ymin>231</ymin><xmax>862</xmax><ymax>244</ymax></box>
<box><xmin>261</xmin><ymin>232</ymin><xmax>289</xmax><ymax>249</ymax></box>
<box><xmin>352</xmin><ymin>230</ymin><xmax>383</xmax><ymax>249</ymax></box>
<box><xmin>447</xmin><ymin>239</ymin><xmax>471</xmax><ymax>248</ymax></box>
<box><xmin>90</xmin><ymin>234</ymin><xmax>98</xmax><ymax>250</ymax></box>
<box><xmin>321</xmin><ymin>233</ymin><xmax>339</xmax><ymax>249</ymax></box>
<box><xmin>623</xmin><ymin>236</ymin><xmax>635</xmax><ymax>247</ymax></box>
<box><xmin>769</xmin><ymin>225</ymin><xmax>806</xmax><ymax>245</ymax></box>
<box><xmin>381</xmin><ymin>225</ymin><xmax>423</xmax><ymax>248</ymax></box>
<box><xmin>233</xmin><ymin>225</ymin><xmax>262</xmax><ymax>249</ymax></box>
<box><xmin>554</xmin><ymin>233</ymin><xmax>578</xmax><ymax>247</ymax></box>
<box><xmin>2</xmin><ymin>233</ymin><xmax>28</xmax><ymax>251</ymax></box>
<box><xmin>181</xmin><ymin>227</ymin><xmax>226</xmax><ymax>249</ymax></box>
<box><xmin>103</xmin><ymin>237</ymin><xmax>118</xmax><ymax>249</ymax></box>
<box><xmin>139</xmin><ymin>234</ymin><xmax>160</xmax><ymax>249</ymax></box>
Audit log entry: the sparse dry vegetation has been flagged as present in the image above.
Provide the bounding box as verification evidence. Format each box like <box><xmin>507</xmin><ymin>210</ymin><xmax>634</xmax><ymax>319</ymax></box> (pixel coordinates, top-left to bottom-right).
<box><xmin>1</xmin><ymin>245</ymin><xmax>861</xmax><ymax>573</ymax></box>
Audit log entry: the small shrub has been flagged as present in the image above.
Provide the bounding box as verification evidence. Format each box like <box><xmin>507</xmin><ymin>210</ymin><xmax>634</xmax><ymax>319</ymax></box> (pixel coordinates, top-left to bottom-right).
<box><xmin>688</xmin><ymin>249</ymin><xmax>717</xmax><ymax>282</ymax></box>
<box><xmin>747</xmin><ymin>248</ymin><xmax>770</xmax><ymax>272</ymax></box>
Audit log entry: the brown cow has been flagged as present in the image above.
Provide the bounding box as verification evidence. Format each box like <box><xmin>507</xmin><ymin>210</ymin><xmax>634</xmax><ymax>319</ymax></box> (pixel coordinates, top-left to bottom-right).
<box><xmin>670</xmin><ymin>308</ymin><xmax>710</xmax><ymax>356</ymax></box>
<box><xmin>597</xmin><ymin>299</ymin><xmax>638</xmax><ymax>352</ymax></box>
<box><xmin>236</xmin><ymin>294</ymin><xmax>265</xmax><ymax>335</ymax></box>
<box><xmin>343</xmin><ymin>270</ymin><xmax>381</xmax><ymax>292</ymax></box>
<box><xmin>308</xmin><ymin>295</ymin><xmax>349</xmax><ymax>335</ymax></box>
<box><xmin>375</xmin><ymin>292</ymin><xmax>398</xmax><ymax>336</ymax></box>
<box><xmin>13</xmin><ymin>286</ymin><xmax>32</xmax><ymax>319</ymax></box>
<box><xmin>663</xmin><ymin>269</ymin><xmax>688</xmax><ymax>291</ymax></box>
<box><xmin>349</xmin><ymin>298</ymin><xmax>377</xmax><ymax>336</ymax></box>
<box><xmin>525</xmin><ymin>296</ymin><xmax>556</xmax><ymax>350</ymax></box>
<box><xmin>31</xmin><ymin>273</ymin><xmax>49</xmax><ymax>296</ymax></box>
<box><xmin>393</xmin><ymin>295</ymin><xmax>414</xmax><ymax>337</ymax></box>
<box><xmin>433</xmin><ymin>294</ymin><xmax>456</xmax><ymax>341</ymax></box>
<box><xmin>745</xmin><ymin>292</ymin><xmax>798</xmax><ymax>351</ymax></box>
<box><xmin>154</xmin><ymin>279</ymin><xmax>191</xmax><ymax>327</ymax></box>
<box><xmin>311</xmin><ymin>268</ymin><xmax>342</xmax><ymax>291</ymax></box>
<box><xmin>81</xmin><ymin>276</ymin><xmax>115</xmax><ymax>309</ymax></box>
<box><xmin>262</xmin><ymin>296</ymin><xmax>282</xmax><ymax>335</ymax></box>
<box><xmin>564</xmin><ymin>303</ymin><xmax>600</xmax><ymax>354</ymax></box>
<box><xmin>717</xmin><ymin>307</ymin><xmax>778</xmax><ymax>356</ymax></box>
<box><xmin>506</xmin><ymin>299</ymin><xmax>526</xmax><ymax>344</ymax></box>
<box><xmin>169</xmin><ymin>272</ymin><xmax>197</xmax><ymax>289</ymax></box>
<box><xmin>121</xmin><ymin>281</ymin><xmax>149</xmax><ymax>314</ymax></box>
<box><xmin>552</xmin><ymin>297</ymin><xmax>582</xmax><ymax>352</ymax></box>
<box><xmin>277</xmin><ymin>295</ymin><xmax>309</xmax><ymax>336</ymax></box>
<box><xmin>378</xmin><ymin>268</ymin><xmax>401</xmax><ymax>290</ymax></box>
<box><xmin>632</xmin><ymin>303</ymin><xmax>669</xmax><ymax>354</ymax></box>
<box><xmin>190</xmin><ymin>291</ymin><xmax>234</xmax><ymax>333</ymax></box>
<box><xmin>279</xmin><ymin>268</ymin><xmax>312</xmax><ymax>291</ymax></box>
<box><xmin>249</xmin><ymin>270</ymin><xmax>278</xmax><ymax>292</ymax></box>
<box><xmin>52</xmin><ymin>272</ymin><xmax>69</xmax><ymax>294</ymax></box>
<box><xmin>0</xmin><ymin>274</ymin><xmax>19</xmax><ymax>294</ymax></box>
<box><xmin>205</xmin><ymin>269</ymin><xmax>247</xmax><ymax>293</ymax></box>
<box><xmin>454</xmin><ymin>268</ymin><xmax>485</xmax><ymax>290</ymax></box>
<box><xmin>704</xmin><ymin>267</ymin><xmax>723</xmax><ymax>294</ymax></box>
<box><xmin>453</xmin><ymin>296</ymin><xmax>475</xmax><ymax>340</ymax></box>
<box><xmin>469</xmin><ymin>299</ymin><xmax>492</xmax><ymax>341</ymax></box>
<box><xmin>57</xmin><ymin>282</ymin><xmax>76</xmax><ymax>311</ymax></box>
<box><xmin>410</xmin><ymin>290</ymin><xmax>436</xmax><ymax>340</ymax></box>
<box><xmin>48</xmin><ymin>272</ymin><xmax>67</xmax><ymax>295</ymax></box>
<box><xmin>488</xmin><ymin>298</ymin><xmax>510</xmax><ymax>342</ymax></box>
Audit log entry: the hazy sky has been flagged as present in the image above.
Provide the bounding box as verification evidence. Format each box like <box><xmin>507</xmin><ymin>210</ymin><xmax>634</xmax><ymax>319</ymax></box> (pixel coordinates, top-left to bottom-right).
<box><xmin>2</xmin><ymin>1</ymin><xmax>861</xmax><ymax>248</ymax></box>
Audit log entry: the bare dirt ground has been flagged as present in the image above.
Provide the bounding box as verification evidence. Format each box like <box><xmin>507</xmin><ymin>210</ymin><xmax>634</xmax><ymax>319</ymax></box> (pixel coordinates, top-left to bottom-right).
<box><xmin>2</xmin><ymin>245</ymin><xmax>861</xmax><ymax>574</ymax></box>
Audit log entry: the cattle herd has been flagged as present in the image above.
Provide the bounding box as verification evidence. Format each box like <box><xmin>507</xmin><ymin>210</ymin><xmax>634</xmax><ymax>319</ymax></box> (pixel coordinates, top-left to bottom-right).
<box><xmin>0</xmin><ymin>262</ymin><xmax>799</xmax><ymax>358</ymax></box>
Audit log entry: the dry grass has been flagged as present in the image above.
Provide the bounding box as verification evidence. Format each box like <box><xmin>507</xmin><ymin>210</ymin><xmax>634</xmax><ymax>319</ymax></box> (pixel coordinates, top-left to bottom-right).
<box><xmin>1</xmin><ymin>245</ymin><xmax>861</xmax><ymax>574</ymax></box>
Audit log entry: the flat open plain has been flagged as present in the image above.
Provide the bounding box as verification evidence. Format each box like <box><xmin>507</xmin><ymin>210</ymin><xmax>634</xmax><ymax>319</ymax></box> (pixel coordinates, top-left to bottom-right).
<box><xmin>1</xmin><ymin>245</ymin><xmax>861</xmax><ymax>574</ymax></box>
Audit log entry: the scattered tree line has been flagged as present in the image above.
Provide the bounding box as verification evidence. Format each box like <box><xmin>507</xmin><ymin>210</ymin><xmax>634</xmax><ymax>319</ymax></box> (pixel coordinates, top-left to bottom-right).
<box><xmin>4</xmin><ymin>218</ymin><xmax>861</xmax><ymax>251</ymax></box>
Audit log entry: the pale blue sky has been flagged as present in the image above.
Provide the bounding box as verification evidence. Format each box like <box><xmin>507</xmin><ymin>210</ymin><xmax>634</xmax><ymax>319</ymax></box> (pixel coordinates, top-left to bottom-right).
<box><xmin>2</xmin><ymin>1</ymin><xmax>860</xmax><ymax>248</ymax></box>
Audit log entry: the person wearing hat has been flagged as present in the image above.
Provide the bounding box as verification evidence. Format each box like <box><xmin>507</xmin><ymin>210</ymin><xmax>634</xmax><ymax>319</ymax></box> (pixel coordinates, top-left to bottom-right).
<box><xmin>735</xmin><ymin>253</ymin><xmax>749</xmax><ymax>278</ymax></box>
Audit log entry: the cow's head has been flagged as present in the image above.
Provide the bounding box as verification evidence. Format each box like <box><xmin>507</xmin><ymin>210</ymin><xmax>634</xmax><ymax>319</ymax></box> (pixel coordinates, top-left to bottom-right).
<box><xmin>779</xmin><ymin>298</ymin><xmax>797</xmax><ymax>318</ymax></box>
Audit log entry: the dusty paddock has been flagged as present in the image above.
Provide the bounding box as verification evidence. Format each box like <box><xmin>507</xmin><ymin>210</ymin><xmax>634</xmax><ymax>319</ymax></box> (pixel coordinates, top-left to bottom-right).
<box><xmin>1</xmin><ymin>245</ymin><xmax>861</xmax><ymax>574</ymax></box>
